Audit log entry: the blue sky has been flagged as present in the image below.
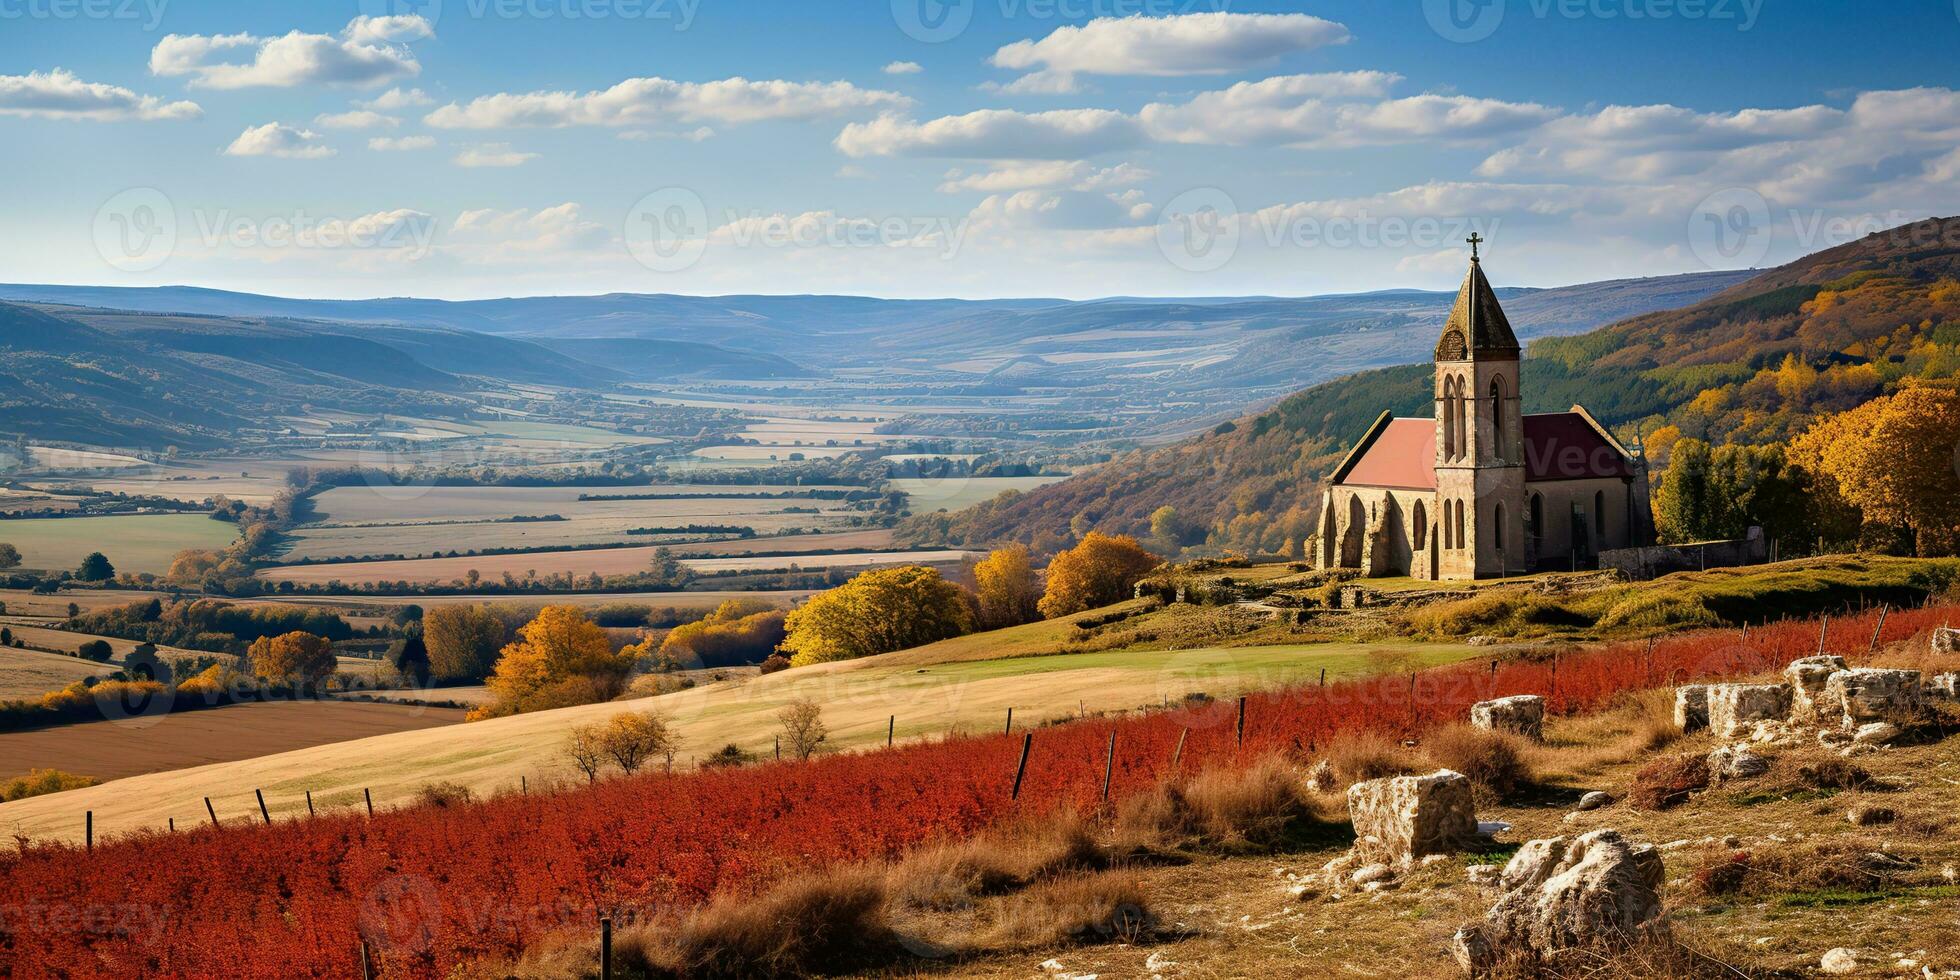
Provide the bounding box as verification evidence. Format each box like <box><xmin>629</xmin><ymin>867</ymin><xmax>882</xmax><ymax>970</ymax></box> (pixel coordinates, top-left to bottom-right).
<box><xmin>3</xmin><ymin>0</ymin><xmax>1959</xmax><ymax>300</ymax></box>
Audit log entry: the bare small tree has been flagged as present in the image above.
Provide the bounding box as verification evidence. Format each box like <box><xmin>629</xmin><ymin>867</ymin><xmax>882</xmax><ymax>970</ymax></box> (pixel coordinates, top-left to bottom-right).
<box><xmin>600</xmin><ymin>711</ymin><xmax>680</xmax><ymax>774</ymax></box>
<box><xmin>777</xmin><ymin>697</ymin><xmax>828</xmax><ymax>761</ymax></box>
<box><xmin>565</xmin><ymin>723</ymin><xmax>606</xmax><ymax>783</ymax></box>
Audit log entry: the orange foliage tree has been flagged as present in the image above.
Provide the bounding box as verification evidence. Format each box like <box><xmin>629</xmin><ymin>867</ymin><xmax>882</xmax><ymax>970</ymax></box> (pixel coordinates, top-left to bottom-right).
<box><xmin>477</xmin><ymin>606</ymin><xmax>637</xmax><ymax>718</ymax></box>
<box><xmin>1037</xmin><ymin>532</ymin><xmax>1160</xmax><ymax>619</ymax></box>
<box><xmin>1792</xmin><ymin>384</ymin><xmax>1960</xmax><ymax>555</ymax></box>
<box><xmin>971</xmin><ymin>544</ymin><xmax>1041</xmax><ymax>630</ymax></box>
<box><xmin>246</xmin><ymin>631</ymin><xmax>336</xmax><ymax>687</ymax></box>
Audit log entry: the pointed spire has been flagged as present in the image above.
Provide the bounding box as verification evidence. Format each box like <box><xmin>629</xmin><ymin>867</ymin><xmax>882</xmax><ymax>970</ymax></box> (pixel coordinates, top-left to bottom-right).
<box><xmin>1434</xmin><ymin>247</ymin><xmax>1519</xmax><ymax>361</ymax></box>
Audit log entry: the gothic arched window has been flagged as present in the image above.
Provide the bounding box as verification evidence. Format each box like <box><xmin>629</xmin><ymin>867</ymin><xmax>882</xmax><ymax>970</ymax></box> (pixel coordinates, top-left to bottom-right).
<box><xmin>1489</xmin><ymin>376</ymin><xmax>1505</xmax><ymax>459</ymax></box>
<box><xmin>1454</xmin><ymin>498</ymin><xmax>1466</xmax><ymax>550</ymax></box>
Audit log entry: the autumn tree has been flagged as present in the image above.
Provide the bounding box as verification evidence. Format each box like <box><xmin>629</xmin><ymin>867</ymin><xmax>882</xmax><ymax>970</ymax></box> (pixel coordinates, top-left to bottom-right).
<box><xmin>1792</xmin><ymin>384</ymin><xmax>1960</xmax><ymax>555</ymax></box>
<box><xmin>599</xmin><ymin>711</ymin><xmax>681</xmax><ymax>774</ymax></box>
<box><xmin>779</xmin><ymin>565</ymin><xmax>973</xmax><ymax>667</ymax></box>
<box><xmin>247</xmin><ymin>631</ymin><xmax>337</xmax><ymax>687</ymax></box>
<box><xmin>1037</xmin><ymin>532</ymin><xmax>1160</xmax><ymax>619</ymax></box>
<box><xmin>657</xmin><ymin>599</ymin><xmax>787</xmax><ymax>668</ymax></box>
<box><xmin>477</xmin><ymin>606</ymin><xmax>637</xmax><ymax>718</ymax></box>
<box><xmin>564</xmin><ymin>724</ymin><xmax>606</xmax><ymax>783</ymax></box>
<box><xmin>971</xmin><ymin>544</ymin><xmax>1040</xmax><ymax>630</ymax></box>
<box><xmin>422</xmin><ymin>605</ymin><xmax>507</xmax><ymax>683</ymax></box>
<box><xmin>0</xmin><ymin>543</ymin><xmax>20</xmax><ymax>569</ymax></box>
<box><xmin>778</xmin><ymin>697</ymin><xmax>827</xmax><ymax>761</ymax></box>
<box><xmin>75</xmin><ymin>552</ymin><xmax>115</xmax><ymax>582</ymax></box>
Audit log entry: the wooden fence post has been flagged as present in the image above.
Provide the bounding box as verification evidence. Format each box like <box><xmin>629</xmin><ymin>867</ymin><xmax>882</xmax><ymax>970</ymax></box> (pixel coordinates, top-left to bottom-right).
<box><xmin>888</xmin><ymin>715</ymin><xmax>895</xmax><ymax>747</ymax></box>
<box><xmin>1171</xmin><ymin>727</ymin><xmax>1189</xmax><ymax>770</ymax></box>
<box><xmin>255</xmin><ymin>789</ymin><xmax>271</xmax><ymax>825</ymax></box>
<box><xmin>359</xmin><ymin>940</ymin><xmax>372</xmax><ymax>980</ymax></box>
<box><xmin>85</xmin><ymin>811</ymin><xmax>92</xmax><ymax>853</ymax></box>
<box><xmin>1235</xmin><ymin>696</ymin><xmax>1246</xmax><ymax>749</ymax></box>
<box><xmin>364</xmin><ymin>788</ymin><xmax>374</xmax><ymax>817</ymax></box>
<box><xmin>600</xmin><ymin>916</ymin><xmax>613</xmax><ymax>980</ymax></box>
<box><xmin>775</xmin><ymin>735</ymin><xmax>781</xmax><ymax>761</ymax></box>
<box><xmin>205</xmin><ymin>797</ymin><xmax>218</xmax><ymax>828</ymax></box>
<box><xmin>305</xmin><ymin>790</ymin><xmax>315</xmax><ymax>817</ymax></box>
<box><xmin>521</xmin><ymin>776</ymin><xmax>527</xmax><ymax>794</ymax></box>
<box><xmin>1101</xmin><ymin>730</ymin><xmax>1116</xmax><ymax>803</ymax></box>
<box><xmin>1004</xmin><ymin>707</ymin><xmax>1013</xmax><ymax>735</ymax></box>
<box><xmin>1816</xmin><ymin>615</ymin><xmax>1829</xmax><ymax>655</ymax></box>
<box><xmin>168</xmin><ymin>817</ymin><xmax>174</xmax><ymax>833</ymax></box>
<box><xmin>1318</xmin><ymin>667</ymin><xmax>1326</xmax><ymax>687</ymax></box>
<box><xmin>1010</xmin><ymin>733</ymin><xmax>1033</xmax><ymax>801</ymax></box>
<box><xmin>1869</xmin><ymin>605</ymin><xmax>1889</xmax><ymax>653</ymax></box>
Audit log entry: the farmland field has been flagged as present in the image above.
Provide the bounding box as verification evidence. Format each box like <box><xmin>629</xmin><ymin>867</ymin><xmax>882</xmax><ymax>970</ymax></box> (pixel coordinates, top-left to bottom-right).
<box><xmin>0</xmin><ymin>700</ymin><xmax>468</xmax><ymax>782</ymax></box>
<box><xmin>889</xmin><ymin>475</ymin><xmax>1070</xmax><ymax>513</ymax></box>
<box><xmin>0</xmin><ymin>646</ymin><xmax>108</xmax><ymax>699</ymax></box>
<box><xmin>0</xmin><ymin>612</ymin><xmax>1483</xmax><ymax>842</ymax></box>
<box><xmin>258</xmin><ymin>543</ymin><xmax>971</xmax><ymax>586</ymax></box>
<box><xmin>0</xmin><ymin>514</ymin><xmax>238</xmax><ymax>575</ymax></box>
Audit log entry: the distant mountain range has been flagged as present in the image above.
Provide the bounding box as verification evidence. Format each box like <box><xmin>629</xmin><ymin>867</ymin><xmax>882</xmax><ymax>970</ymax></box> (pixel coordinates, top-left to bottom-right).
<box><xmin>0</xmin><ymin>268</ymin><xmax>1752</xmax><ymax>450</ymax></box>
<box><xmin>895</xmin><ymin>219</ymin><xmax>1960</xmax><ymax>554</ymax></box>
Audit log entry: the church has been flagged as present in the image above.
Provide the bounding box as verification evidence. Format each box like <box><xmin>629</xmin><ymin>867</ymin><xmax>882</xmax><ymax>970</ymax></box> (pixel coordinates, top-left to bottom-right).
<box><xmin>1310</xmin><ymin>242</ymin><xmax>1653</xmax><ymax>581</ymax></box>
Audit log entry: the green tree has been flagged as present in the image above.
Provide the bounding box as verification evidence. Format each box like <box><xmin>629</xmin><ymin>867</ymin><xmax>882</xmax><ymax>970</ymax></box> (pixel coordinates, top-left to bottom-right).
<box><xmin>1037</xmin><ymin>532</ymin><xmax>1160</xmax><ymax>619</ymax></box>
<box><xmin>0</xmin><ymin>543</ymin><xmax>20</xmax><ymax>569</ymax></box>
<box><xmin>780</xmin><ymin>565</ymin><xmax>973</xmax><ymax>667</ymax></box>
<box><xmin>421</xmin><ymin>605</ymin><xmax>507</xmax><ymax>683</ymax></box>
<box><xmin>647</xmin><ymin>547</ymin><xmax>695</xmax><ymax>587</ymax></box>
<box><xmin>1149</xmin><ymin>505</ymin><xmax>1196</xmax><ymax>551</ymax></box>
<box><xmin>75</xmin><ymin>552</ymin><xmax>114</xmax><ymax>582</ymax></box>
<box><xmin>387</xmin><ymin>631</ymin><xmax>431</xmax><ymax>686</ymax></box>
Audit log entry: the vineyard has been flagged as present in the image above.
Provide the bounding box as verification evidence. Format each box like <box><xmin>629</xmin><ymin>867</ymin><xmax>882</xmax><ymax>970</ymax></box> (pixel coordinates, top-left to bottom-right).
<box><xmin>0</xmin><ymin>602</ymin><xmax>1945</xmax><ymax>978</ymax></box>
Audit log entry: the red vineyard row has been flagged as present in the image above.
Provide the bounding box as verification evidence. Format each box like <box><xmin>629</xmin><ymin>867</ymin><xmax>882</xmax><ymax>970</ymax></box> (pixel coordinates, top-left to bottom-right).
<box><xmin>0</xmin><ymin>603</ymin><xmax>1943</xmax><ymax>978</ymax></box>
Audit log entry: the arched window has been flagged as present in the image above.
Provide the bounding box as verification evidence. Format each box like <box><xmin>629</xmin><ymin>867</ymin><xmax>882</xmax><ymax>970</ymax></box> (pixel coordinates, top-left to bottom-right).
<box><xmin>1494</xmin><ymin>502</ymin><xmax>1506</xmax><ymax>552</ymax></box>
<box><xmin>1441</xmin><ymin>377</ymin><xmax>1457</xmax><ymax>460</ymax></box>
<box><xmin>1529</xmin><ymin>493</ymin><xmax>1543</xmax><ymax>544</ymax></box>
<box><xmin>1595</xmin><ymin>490</ymin><xmax>1606</xmax><ymax>538</ymax></box>
<box><xmin>1489</xmin><ymin>376</ymin><xmax>1505</xmax><ymax>458</ymax></box>
<box><xmin>1455</xmin><ymin>498</ymin><xmax>1466</xmax><ymax>550</ymax></box>
<box><xmin>1412</xmin><ymin>501</ymin><xmax>1428</xmax><ymax>551</ymax></box>
<box><xmin>1455</xmin><ymin>377</ymin><xmax>1468</xmax><ymax>460</ymax></box>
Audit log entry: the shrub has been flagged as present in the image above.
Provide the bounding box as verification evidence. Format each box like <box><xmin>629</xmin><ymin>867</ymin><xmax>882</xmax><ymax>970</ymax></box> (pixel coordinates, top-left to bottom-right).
<box><xmin>757</xmin><ymin>654</ymin><xmax>790</xmax><ymax>675</ymax></box>
<box><xmin>637</xmin><ymin>869</ymin><xmax>895</xmax><ymax>978</ymax></box>
<box><xmin>1</xmin><ymin>769</ymin><xmax>98</xmax><ymax>802</ymax></box>
<box><xmin>76</xmin><ymin>639</ymin><xmax>113</xmax><ymax>663</ymax></box>
<box><xmin>414</xmin><ymin>783</ymin><xmax>475</xmax><ymax>808</ymax></box>
<box><xmin>1594</xmin><ymin>589</ymin><xmax>1723</xmax><ymax>631</ymax></box>
<box><xmin>1113</xmin><ymin>755</ymin><xmax>1314</xmax><ymax>854</ymax></box>
<box><xmin>1421</xmin><ymin>724</ymin><xmax>1532</xmax><ymax>800</ymax></box>
<box><xmin>1402</xmin><ymin>589</ymin><xmax>1588</xmax><ymax>639</ymax></box>
<box><xmin>1629</xmin><ymin>753</ymin><xmax>1709</xmax><ymax>810</ymax></box>
<box><xmin>984</xmin><ymin>872</ymin><xmax>1156</xmax><ymax>949</ymax></box>
<box><xmin>1321</xmin><ymin>732</ymin><xmax>1421</xmax><ymax>789</ymax></box>
<box><xmin>699</xmin><ymin>743</ymin><xmax>753</xmax><ymax>769</ymax></box>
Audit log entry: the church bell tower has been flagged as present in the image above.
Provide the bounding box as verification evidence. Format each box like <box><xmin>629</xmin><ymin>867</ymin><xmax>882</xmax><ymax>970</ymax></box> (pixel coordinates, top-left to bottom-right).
<box><xmin>1433</xmin><ymin>235</ymin><xmax>1527</xmax><ymax>579</ymax></box>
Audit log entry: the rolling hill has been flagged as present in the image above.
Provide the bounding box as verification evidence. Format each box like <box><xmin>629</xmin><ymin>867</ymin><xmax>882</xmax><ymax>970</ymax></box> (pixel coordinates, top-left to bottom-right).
<box><xmin>897</xmin><ymin>218</ymin><xmax>1960</xmax><ymax>555</ymax></box>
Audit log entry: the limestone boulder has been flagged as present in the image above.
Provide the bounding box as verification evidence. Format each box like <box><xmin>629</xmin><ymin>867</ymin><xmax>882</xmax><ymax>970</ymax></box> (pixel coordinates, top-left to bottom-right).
<box><xmin>1933</xmin><ymin>627</ymin><xmax>1960</xmax><ymax>655</ymax></box>
<box><xmin>1927</xmin><ymin>673</ymin><xmax>1959</xmax><ymax>701</ymax></box>
<box><xmin>1673</xmin><ymin>685</ymin><xmax>1709</xmax><ymax>733</ymax></box>
<box><xmin>1707</xmin><ymin>744</ymin><xmax>1770</xmax><ymax>782</ymax></box>
<box><xmin>1470</xmin><ymin>695</ymin><xmax>1546</xmax><ymax>740</ymax></box>
<box><xmin>1347</xmin><ymin>769</ymin><xmax>1478</xmax><ymax>866</ymax></box>
<box><xmin>1822</xmin><ymin>668</ymin><xmax>1922</xmax><ymax>726</ymax></box>
<box><xmin>1705</xmin><ymin>683</ymin><xmax>1791</xmax><ymax>738</ymax></box>
<box><xmin>1784</xmin><ymin>655</ymin><xmax>1848</xmax><ymax>723</ymax></box>
<box><xmin>1450</xmin><ymin>830</ymin><xmax>1666</xmax><ymax>975</ymax></box>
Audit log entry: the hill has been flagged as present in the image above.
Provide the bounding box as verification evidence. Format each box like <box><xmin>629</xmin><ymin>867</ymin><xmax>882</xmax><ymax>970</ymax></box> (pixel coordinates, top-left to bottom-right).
<box><xmin>898</xmin><ymin>218</ymin><xmax>1960</xmax><ymax>555</ymax></box>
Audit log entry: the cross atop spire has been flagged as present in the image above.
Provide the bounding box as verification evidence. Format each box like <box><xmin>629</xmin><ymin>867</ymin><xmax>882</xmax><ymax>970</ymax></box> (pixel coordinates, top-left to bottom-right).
<box><xmin>1467</xmin><ymin>233</ymin><xmax>1483</xmax><ymax>262</ymax></box>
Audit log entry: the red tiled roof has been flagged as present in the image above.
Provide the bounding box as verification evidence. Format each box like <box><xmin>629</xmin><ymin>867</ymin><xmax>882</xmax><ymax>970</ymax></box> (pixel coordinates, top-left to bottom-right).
<box><xmin>1339</xmin><ymin>418</ymin><xmax>1437</xmax><ymax>489</ymax></box>
<box><xmin>1334</xmin><ymin>412</ymin><xmax>1632</xmax><ymax>488</ymax></box>
<box><xmin>1522</xmin><ymin>412</ymin><xmax>1634</xmax><ymax>481</ymax></box>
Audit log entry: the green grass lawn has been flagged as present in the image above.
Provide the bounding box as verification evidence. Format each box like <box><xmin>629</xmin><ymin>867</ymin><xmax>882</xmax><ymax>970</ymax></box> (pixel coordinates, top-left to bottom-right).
<box><xmin>0</xmin><ymin>514</ymin><xmax>238</xmax><ymax>576</ymax></box>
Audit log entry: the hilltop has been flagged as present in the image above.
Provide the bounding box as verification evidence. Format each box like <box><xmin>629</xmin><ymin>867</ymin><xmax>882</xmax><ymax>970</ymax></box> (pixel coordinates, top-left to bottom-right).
<box><xmin>899</xmin><ymin>218</ymin><xmax>1960</xmax><ymax>554</ymax></box>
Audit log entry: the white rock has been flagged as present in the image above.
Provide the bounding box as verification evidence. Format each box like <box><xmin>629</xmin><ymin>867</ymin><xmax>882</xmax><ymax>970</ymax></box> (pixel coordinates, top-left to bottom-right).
<box><xmin>1470</xmin><ymin>695</ymin><xmax>1546</xmax><ymax>740</ymax></box>
<box><xmin>1785</xmin><ymin>655</ymin><xmax>1848</xmax><ymax>723</ymax></box>
<box><xmin>1450</xmin><ymin>830</ymin><xmax>1666</xmax><ymax>974</ymax></box>
<box><xmin>1706</xmin><ymin>683</ymin><xmax>1792</xmax><ymax>738</ymax></box>
<box><xmin>1674</xmin><ymin>685</ymin><xmax>1710</xmax><ymax>733</ymax></box>
<box><xmin>1820</xmin><ymin>948</ymin><xmax>1860</xmax><ymax>974</ymax></box>
<box><xmin>1351</xmin><ymin>863</ymin><xmax>1394</xmax><ymax>886</ymax></box>
<box><xmin>1574</xmin><ymin>791</ymin><xmax>1611</xmax><ymax>811</ymax></box>
<box><xmin>1852</xmin><ymin>721</ymin><xmax>1902</xmax><ymax>746</ymax></box>
<box><xmin>1346</xmin><ymin>769</ymin><xmax>1478</xmax><ymax>865</ymax></box>
<box><xmin>1707</xmin><ymin>744</ymin><xmax>1771</xmax><ymax>782</ymax></box>
<box><xmin>1823</xmin><ymin>668</ymin><xmax>1923</xmax><ymax>725</ymax></box>
<box><xmin>1466</xmin><ymin>864</ymin><xmax>1502</xmax><ymax>886</ymax></box>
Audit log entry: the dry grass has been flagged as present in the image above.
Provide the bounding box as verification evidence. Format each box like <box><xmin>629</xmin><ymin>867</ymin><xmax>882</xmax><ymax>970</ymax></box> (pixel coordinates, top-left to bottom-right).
<box><xmin>982</xmin><ymin>871</ymin><xmax>1156</xmax><ymax>949</ymax></box>
<box><xmin>1109</xmin><ymin>755</ymin><xmax>1318</xmax><ymax>855</ymax></box>
<box><xmin>1628</xmin><ymin>753</ymin><xmax>1710</xmax><ymax>811</ymax></box>
<box><xmin>1318</xmin><ymin>731</ymin><xmax>1422</xmax><ymax>790</ymax></box>
<box><xmin>1419</xmin><ymin>723</ymin><xmax>1533</xmax><ymax>801</ymax></box>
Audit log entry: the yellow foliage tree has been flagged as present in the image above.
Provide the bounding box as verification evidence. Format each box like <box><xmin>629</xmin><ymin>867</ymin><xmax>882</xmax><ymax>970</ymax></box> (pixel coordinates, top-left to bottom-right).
<box><xmin>780</xmin><ymin>565</ymin><xmax>973</xmax><ymax>667</ymax></box>
<box><xmin>1791</xmin><ymin>384</ymin><xmax>1960</xmax><ymax>555</ymax></box>
<box><xmin>971</xmin><ymin>544</ymin><xmax>1041</xmax><ymax>630</ymax></box>
<box><xmin>246</xmin><ymin>631</ymin><xmax>337</xmax><ymax>687</ymax></box>
<box><xmin>1037</xmin><ymin>531</ymin><xmax>1160</xmax><ymax>619</ymax></box>
<box><xmin>477</xmin><ymin>606</ymin><xmax>636</xmax><ymax>718</ymax></box>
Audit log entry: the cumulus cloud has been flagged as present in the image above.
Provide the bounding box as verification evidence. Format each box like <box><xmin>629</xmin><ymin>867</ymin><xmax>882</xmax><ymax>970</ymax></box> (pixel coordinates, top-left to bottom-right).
<box><xmin>835</xmin><ymin>108</ymin><xmax>1146</xmax><ymax>159</ymax></box>
<box><xmin>150</xmin><ymin>16</ymin><xmax>429</xmax><ymax>89</ymax></box>
<box><xmin>938</xmin><ymin>160</ymin><xmax>1150</xmax><ymax>193</ymax></box>
<box><xmin>369</xmin><ymin>135</ymin><xmax>435</xmax><ymax>151</ymax></box>
<box><xmin>425</xmin><ymin>76</ymin><xmax>908</xmax><ymax>128</ymax></box>
<box><xmin>357</xmin><ymin>87</ymin><xmax>433</xmax><ymax>111</ymax></box>
<box><xmin>978</xmin><ymin>70</ymin><xmax>1084</xmax><ymax>96</ymax></box>
<box><xmin>992</xmin><ymin>12</ymin><xmax>1349</xmax><ymax>78</ymax></box>
<box><xmin>0</xmin><ymin>68</ymin><xmax>201</xmax><ymax>121</ymax></box>
<box><xmin>617</xmin><ymin>126</ymin><xmax>714</xmax><ymax>142</ymax></box>
<box><xmin>453</xmin><ymin>143</ymin><xmax>538</xmax><ymax>167</ymax></box>
<box><xmin>315</xmin><ymin>109</ymin><xmax>398</xmax><ymax>129</ymax></box>
<box><xmin>448</xmin><ymin>203</ymin><xmax>611</xmax><ymax>261</ymax></box>
<box><xmin>224</xmin><ymin>122</ymin><xmax>334</xmax><ymax>158</ymax></box>
<box><xmin>882</xmin><ymin>61</ymin><xmax>923</xmax><ymax>75</ymax></box>
<box><xmin>1141</xmin><ymin>77</ymin><xmax>1556</xmax><ymax>147</ymax></box>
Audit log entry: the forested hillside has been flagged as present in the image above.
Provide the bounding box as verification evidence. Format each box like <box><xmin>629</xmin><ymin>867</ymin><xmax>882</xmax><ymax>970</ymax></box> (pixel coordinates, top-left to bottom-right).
<box><xmin>899</xmin><ymin>218</ymin><xmax>1960</xmax><ymax>556</ymax></box>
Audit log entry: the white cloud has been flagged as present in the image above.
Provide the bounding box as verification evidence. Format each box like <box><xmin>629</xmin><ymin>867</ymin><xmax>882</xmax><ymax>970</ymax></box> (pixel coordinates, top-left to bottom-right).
<box><xmin>448</xmin><ymin>203</ymin><xmax>611</xmax><ymax>261</ymax></box>
<box><xmin>836</xmin><ymin>108</ymin><xmax>1145</xmax><ymax>159</ymax></box>
<box><xmin>0</xmin><ymin>68</ymin><xmax>201</xmax><ymax>122</ymax></box>
<box><xmin>991</xmin><ymin>12</ymin><xmax>1349</xmax><ymax>77</ymax></box>
<box><xmin>357</xmin><ymin>87</ymin><xmax>433</xmax><ymax>111</ymax></box>
<box><xmin>150</xmin><ymin>16</ymin><xmax>429</xmax><ymax>89</ymax></box>
<box><xmin>617</xmin><ymin>126</ymin><xmax>714</xmax><ymax>142</ymax></box>
<box><xmin>315</xmin><ymin>109</ymin><xmax>398</xmax><ymax>129</ymax></box>
<box><xmin>882</xmin><ymin>61</ymin><xmax>923</xmax><ymax>75</ymax></box>
<box><xmin>453</xmin><ymin>143</ymin><xmax>539</xmax><ymax>167</ymax></box>
<box><xmin>938</xmin><ymin>160</ymin><xmax>1150</xmax><ymax>193</ymax></box>
<box><xmin>369</xmin><ymin>135</ymin><xmax>435</xmax><ymax>151</ymax></box>
<box><xmin>425</xmin><ymin>76</ymin><xmax>908</xmax><ymax>128</ymax></box>
<box><xmin>1141</xmin><ymin>75</ymin><xmax>1555</xmax><ymax>147</ymax></box>
<box><xmin>978</xmin><ymin>70</ymin><xmax>1083</xmax><ymax>96</ymax></box>
<box><xmin>224</xmin><ymin>122</ymin><xmax>335</xmax><ymax>158</ymax></box>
